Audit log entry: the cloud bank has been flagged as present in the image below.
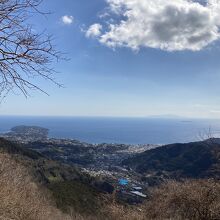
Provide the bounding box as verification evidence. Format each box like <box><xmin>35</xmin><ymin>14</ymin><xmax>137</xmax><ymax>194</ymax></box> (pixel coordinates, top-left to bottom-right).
<box><xmin>61</xmin><ymin>15</ymin><xmax>74</xmax><ymax>25</ymax></box>
<box><xmin>86</xmin><ymin>0</ymin><xmax>220</xmax><ymax>51</ymax></box>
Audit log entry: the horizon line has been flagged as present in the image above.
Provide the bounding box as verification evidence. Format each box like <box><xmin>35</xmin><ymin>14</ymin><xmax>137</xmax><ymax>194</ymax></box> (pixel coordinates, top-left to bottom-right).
<box><xmin>0</xmin><ymin>114</ymin><xmax>219</xmax><ymax>120</ymax></box>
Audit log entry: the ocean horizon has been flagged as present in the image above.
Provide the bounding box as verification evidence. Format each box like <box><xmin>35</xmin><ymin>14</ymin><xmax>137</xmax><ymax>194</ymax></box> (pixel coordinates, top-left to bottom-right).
<box><xmin>0</xmin><ymin>116</ymin><xmax>220</xmax><ymax>145</ymax></box>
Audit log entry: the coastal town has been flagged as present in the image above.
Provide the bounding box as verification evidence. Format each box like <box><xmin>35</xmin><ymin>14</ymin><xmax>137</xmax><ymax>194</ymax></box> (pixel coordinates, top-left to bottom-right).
<box><xmin>0</xmin><ymin>126</ymin><xmax>159</xmax><ymax>170</ymax></box>
<box><xmin>0</xmin><ymin>125</ymin><xmax>159</xmax><ymax>202</ymax></box>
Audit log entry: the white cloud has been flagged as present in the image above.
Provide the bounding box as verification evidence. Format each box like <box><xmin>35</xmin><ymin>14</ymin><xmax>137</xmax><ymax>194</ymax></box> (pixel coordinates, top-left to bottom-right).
<box><xmin>86</xmin><ymin>23</ymin><xmax>103</xmax><ymax>38</ymax></box>
<box><xmin>89</xmin><ymin>0</ymin><xmax>220</xmax><ymax>51</ymax></box>
<box><xmin>61</xmin><ymin>15</ymin><xmax>74</xmax><ymax>25</ymax></box>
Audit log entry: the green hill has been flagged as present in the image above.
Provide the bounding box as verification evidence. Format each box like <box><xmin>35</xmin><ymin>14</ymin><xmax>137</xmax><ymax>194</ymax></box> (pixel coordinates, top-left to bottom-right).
<box><xmin>122</xmin><ymin>140</ymin><xmax>220</xmax><ymax>183</ymax></box>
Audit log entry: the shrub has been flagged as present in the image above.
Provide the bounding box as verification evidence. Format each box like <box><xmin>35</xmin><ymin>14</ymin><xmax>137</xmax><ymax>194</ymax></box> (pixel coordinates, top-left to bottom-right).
<box><xmin>0</xmin><ymin>153</ymin><xmax>78</xmax><ymax>220</ymax></box>
<box><xmin>144</xmin><ymin>179</ymin><xmax>220</xmax><ymax>220</ymax></box>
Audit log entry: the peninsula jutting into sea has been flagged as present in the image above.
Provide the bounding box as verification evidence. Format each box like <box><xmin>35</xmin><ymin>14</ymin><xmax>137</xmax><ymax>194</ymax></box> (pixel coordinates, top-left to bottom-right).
<box><xmin>1</xmin><ymin>125</ymin><xmax>159</xmax><ymax>201</ymax></box>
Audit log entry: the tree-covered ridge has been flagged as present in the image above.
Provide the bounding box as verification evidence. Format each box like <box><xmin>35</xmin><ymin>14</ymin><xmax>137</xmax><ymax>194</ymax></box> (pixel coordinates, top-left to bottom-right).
<box><xmin>122</xmin><ymin>140</ymin><xmax>220</xmax><ymax>180</ymax></box>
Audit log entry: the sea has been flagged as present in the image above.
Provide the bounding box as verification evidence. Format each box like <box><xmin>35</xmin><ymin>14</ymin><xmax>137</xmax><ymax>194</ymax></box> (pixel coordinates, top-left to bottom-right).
<box><xmin>0</xmin><ymin>116</ymin><xmax>220</xmax><ymax>145</ymax></box>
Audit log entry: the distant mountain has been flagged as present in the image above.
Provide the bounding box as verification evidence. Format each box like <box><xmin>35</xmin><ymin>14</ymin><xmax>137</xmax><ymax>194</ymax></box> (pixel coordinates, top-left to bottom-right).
<box><xmin>147</xmin><ymin>114</ymin><xmax>188</xmax><ymax>119</ymax></box>
<box><xmin>122</xmin><ymin>139</ymin><xmax>220</xmax><ymax>183</ymax></box>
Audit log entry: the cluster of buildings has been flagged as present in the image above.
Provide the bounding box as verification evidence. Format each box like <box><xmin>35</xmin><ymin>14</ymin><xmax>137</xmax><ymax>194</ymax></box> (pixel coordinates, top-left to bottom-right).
<box><xmin>115</xmin><ymin>178</ymin><xmax>147</xmax><ymax>204</ymax></box>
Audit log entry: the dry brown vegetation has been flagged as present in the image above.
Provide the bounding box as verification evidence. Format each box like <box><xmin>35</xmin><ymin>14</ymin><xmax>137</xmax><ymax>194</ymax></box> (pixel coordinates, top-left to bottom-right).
<box><xmin>102</xmin><ymin>204</ymin><xmax>145</xmax><ymax>220</ymax></box>
<box><xmin>0</xmin><ymin>153</ymin><xmax>80</xmax><ymax>220</ymax></box>
<box><xmin>1</xmin><ymin>151</ymin><xmax>220</xmax><ymax>220</ymax></box>
<box><xmin>144</xmin><ymin>179</ymin><xmax>220</xmax><ymax>220</ymax></box>
<box><xmin>0</xmin><ymin>152</ymin><xmax>142</xmax><ymax>220</ymax></box>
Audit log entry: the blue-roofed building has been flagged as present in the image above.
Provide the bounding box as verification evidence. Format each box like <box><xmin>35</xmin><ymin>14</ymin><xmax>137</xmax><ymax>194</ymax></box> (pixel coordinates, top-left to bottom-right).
<box><xmin>119</xmin><ymin>179</ymin><xmax>128</xmax><ymax>186</ymax></box>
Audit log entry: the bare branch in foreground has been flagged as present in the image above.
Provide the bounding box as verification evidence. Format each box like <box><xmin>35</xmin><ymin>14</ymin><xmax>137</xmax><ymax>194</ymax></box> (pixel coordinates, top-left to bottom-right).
<box><xmin>0</xmin><ymin>0</ymin><xmax>64</xmax><ymax>98</ymax></box>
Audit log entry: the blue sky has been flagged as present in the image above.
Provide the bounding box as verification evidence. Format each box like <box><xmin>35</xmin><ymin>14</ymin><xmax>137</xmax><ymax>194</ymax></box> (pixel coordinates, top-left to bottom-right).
<box><xmin>1</xmin><ymin>0</ymin><xmax>220</xmax><ymax>118</ymax></box>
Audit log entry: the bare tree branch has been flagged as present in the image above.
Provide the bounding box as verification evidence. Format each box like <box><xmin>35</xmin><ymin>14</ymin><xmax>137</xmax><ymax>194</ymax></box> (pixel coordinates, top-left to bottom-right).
<box><xmin>0</xmin><ymin>0</ymin><xmax>63</xmax><ymax>98</ymax></box>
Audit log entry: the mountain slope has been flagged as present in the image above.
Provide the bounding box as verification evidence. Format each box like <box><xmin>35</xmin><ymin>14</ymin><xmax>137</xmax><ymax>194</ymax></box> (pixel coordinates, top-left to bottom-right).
<box><xmin>122</xmin><ymin>140</ymin><xmax>220</xmax><ymax>181</ymax></box>
<box><xmin>0</xmin><ymin>138</ymin><xmax>109</xmax><ymax>216</ymax></box>
<box><xmin>0</xmin><ymin>152</ymin><xmax>76</xmax><ymax>220</ymax></box>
